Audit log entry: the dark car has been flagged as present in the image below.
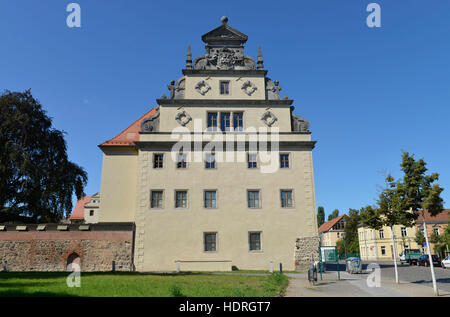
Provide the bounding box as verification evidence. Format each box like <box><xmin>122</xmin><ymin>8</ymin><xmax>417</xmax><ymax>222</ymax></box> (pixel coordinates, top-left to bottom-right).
<box><xmin>417</xmin><ymin>254</ymin><xmax>441</xmax><ymax>267</ymax></box>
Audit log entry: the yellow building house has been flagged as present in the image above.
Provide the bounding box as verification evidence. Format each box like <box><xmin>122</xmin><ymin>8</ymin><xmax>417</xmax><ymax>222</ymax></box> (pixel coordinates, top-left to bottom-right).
<box><xmin>358</xmin><ymin>224</ymin><xmax>419</xmax><ymax>261</ymax></box>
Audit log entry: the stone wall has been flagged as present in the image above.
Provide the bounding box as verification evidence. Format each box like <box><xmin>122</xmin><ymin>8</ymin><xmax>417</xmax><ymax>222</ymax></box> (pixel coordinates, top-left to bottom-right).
<box><xmin>0</xmin><ymin>226</ymin><xmax>134</xmax><ymax>272</ymax></box>
<box><xmin>295</xmin><ymin>236</ymin><xmax>320</xmax><ymax>271</ymax></box>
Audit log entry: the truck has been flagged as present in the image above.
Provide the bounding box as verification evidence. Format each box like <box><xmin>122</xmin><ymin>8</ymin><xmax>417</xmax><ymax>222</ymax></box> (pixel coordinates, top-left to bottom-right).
<box><xmin>399</xmin><ymin>249</ymin><xmax>421</xmax><ymax>265</ymax></box>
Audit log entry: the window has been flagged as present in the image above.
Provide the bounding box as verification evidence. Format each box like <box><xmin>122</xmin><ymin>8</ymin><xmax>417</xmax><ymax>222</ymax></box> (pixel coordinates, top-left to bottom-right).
<box><xmin>176</xmin><ymin>153</ymin><xmax>187</xmax><ymax>169</ymax></box>
<box><xmin>205</xmin><ymin>153</ymin><xmax>216</xmax><ymax>169</ymax></box>
<box><xmin>401</xmin><ymin>227</ymin><xmax>407</xmax><ymax>237</ymax></box>
<box><xmin>150</xmin><ymin>191</ymin><xmax>163</xmax><ymax>208</ymax></box>
<box><xmin>220</xmin><ymin>81</ymin><xmax>230</xmax><ymax>95</ymax></box>
<box><xmin>207</xmin><ymin>112</ymin><xmax>218</xmax><ymax>131</ymax></box>
<box><xmin>433</xmin><ymin>226</ymin><xmax>440</xmax><ymax>236</ymax></box>
<box><xmin>248</xmin><ymin>190</ymin><xmax>260</xmax><ymax>208</ymax></box>
<box><xmin>379</xmin><ymin>229</ymin><xmax>384</xmax><ymax>239</ymax></box>
<box><xmin>153</xmin><ymin>154</ymin><xmax>164</xmax><ymax>169</ymax></box>
<box><xmin>89</xmin><ymin>210</ymin><xmax>94</xmax><ymax>217</ymax></box>
<box><xmin>280</xmin><ymin>153</ymin><xmax>290</xmax><ymax>168</ymax></box>
<box><xmin>249</xmin><ymin>232</ymin><xmax>262</xmax><ymax>251</ymax></box>
<box><xmin>233</xmin><ymin>112</ymin><xmax>243</xmax><ymax>131</ymax></box>
<box><xmin>204</xmin><ymin>191</ymin><xmax>217</xmax><ymax>208</ymax></box>
<box><xmin>175</xmin><ymin>191</ymin><xmax>187</xmax><ymax>208</ymax></box>
<box><xmin>204</xmin><ymin>232</ymin><xmax>217</xmax><ymax>252</ymax></box>
<box><xmin>381</xmin><ymin>246</ymin><xmax>386</xmax><ymax>256</ymax></box>
<box><xmin>220</xmin><ymin>112</ymin><xmax>231</xmax><ymax>132</ymax></box>
<box><xmin>281</xmin><ymin>190</ymin><xmax>293</xmax><ymax>208</ymax></box>
<box><xmin>247</xmin><ymin>153</ymin><xmax>257</xmax><ymax>169</ymax></box>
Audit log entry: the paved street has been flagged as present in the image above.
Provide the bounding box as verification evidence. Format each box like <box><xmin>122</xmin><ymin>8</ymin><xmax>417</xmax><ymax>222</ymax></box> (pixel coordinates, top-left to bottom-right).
<box><xmin>362</xmin><ymin>261</ymin><xmax>450</xmax><ymax>293</ymax></box>
<box><xmin>286</xmin><ymin>261</ymin><xmax>450</xmax><ymax>297</ymax></box>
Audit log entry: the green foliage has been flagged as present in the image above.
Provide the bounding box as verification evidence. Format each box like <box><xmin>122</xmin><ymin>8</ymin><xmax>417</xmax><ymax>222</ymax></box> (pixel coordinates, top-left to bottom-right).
<box><xmin>430</xmin><ymin>231</ymin><xmax>441</xmax><ymax>244</ymax></box>
<box><xmin>317</xmin><ymin>206</ymin><xmax>325</xmax><ymax>227</ymax></box>
<box><xmin>0</xmin><ymin>90</ymin><xmax>87</xmax><ymax>222</ymax></box>
<box><xmin>328</xmin><ymin>209</ymin><xmax>339</xmax><ymax>221</ymax></box>
<box><xmin>399</xmin><ymin>152</ymin><xmax>444</xmax><ymax>217</ymax></box>
<box><xmin>361</xmin><ymin>152</ymin><xmax>444</xmax><ymax>234</ymax></box>
<box><xmin>342</xmin><ymin>208</ymin><xmax>361</xmax><ymax>253</ymax></box>
<box><xmin>415</xmin><ymin>229</ymin><xmax>425</xmax><ymax>246</ymax></box>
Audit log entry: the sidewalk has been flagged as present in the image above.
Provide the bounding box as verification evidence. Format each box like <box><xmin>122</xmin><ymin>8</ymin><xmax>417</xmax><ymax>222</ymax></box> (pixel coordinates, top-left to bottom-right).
<box><xmin>285</xmin><ymin>271</ymin><xmax>450</xmax><ymax>297</ymax></box>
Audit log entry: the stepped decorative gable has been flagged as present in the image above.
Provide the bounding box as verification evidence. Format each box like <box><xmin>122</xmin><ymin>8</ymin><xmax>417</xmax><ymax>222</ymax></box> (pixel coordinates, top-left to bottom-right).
<box><xmin>145</xmin><ymin>16</ymin><xmax>310</xmax><ymax>133</ymax></box>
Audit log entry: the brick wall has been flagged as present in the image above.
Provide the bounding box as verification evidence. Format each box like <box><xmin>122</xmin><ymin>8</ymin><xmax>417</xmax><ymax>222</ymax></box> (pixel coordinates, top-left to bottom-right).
<box><xmin>0</xmin><ymin>229</ymin><xmax>134</xmax><ymax>272</ymax></box>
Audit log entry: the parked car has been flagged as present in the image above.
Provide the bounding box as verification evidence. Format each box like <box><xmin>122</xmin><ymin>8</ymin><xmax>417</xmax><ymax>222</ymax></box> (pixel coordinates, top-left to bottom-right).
<box><xmin>399</xmin><ymin>249</ymin><xmax>421</xmax><ymax>265</ymax></box>
<box><xmin>417</xmin><ymin>254</ymin><xmax>441</xmax><ymax>267</ymax></box>
<box><xmin>442</xmin><ymin>256</ymin><xmax>450</xmax><ymax>269</ymax></box>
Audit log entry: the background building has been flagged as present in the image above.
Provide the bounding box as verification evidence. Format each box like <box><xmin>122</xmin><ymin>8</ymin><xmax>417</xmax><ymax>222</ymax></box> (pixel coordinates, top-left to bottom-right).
<box><xmin>358</xmin><ymin>224</ymin><xmax>419</xmax><ymax>261</ymax></box>
<box><xmin>415</xmin><ymin>209</ymin><xmax>449</xmax><ymax>254</ymax></box>
<box><xmin>318</xmin><ymin>215</ymin><xmax>345</xmax><ymax>247</ymax></box>
<box><xmin>69</xmin><ymin>193</ymin><xmax>101</xmax><ymax>224</ymax></box>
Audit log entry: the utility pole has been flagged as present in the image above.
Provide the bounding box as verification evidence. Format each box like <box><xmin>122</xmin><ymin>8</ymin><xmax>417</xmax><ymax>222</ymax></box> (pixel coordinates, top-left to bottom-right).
<box><xmin>422</xmin><ymin>211</ymin><xmax>439</xmax><ymax>296</ymax></box>
<box><xmin>390</xmin><ymin>225</ymin><xmax>399</xmax><ymax>284</ymax></box>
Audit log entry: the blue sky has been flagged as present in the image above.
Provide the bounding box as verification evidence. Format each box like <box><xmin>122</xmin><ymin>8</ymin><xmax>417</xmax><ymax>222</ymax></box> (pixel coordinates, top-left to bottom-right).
<box><xmin>1</xmin><ymin>0</ymin><xmax>449</xmax><ymax>219</ymax></box>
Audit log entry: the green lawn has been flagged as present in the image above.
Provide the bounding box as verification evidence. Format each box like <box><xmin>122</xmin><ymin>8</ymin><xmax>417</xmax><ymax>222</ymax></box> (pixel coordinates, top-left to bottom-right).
<box><xmin>0</xmin><ymin>272</ymin><xmax>288</xmax><ymax>297</ymax></box>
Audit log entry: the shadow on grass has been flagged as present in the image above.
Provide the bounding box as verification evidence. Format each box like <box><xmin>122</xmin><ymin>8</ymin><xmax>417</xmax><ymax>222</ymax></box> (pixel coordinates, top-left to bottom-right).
<box><xmin>0</xmin><ymin>290</ymin><xmax>78</xmax><ymax>297</ymax></box>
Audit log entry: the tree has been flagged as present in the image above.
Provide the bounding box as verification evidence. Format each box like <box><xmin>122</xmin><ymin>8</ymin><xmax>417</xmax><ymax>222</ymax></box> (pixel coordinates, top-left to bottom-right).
<box><xmin>360</xmin><ymin>174</ymin><xmax>416</xmax><ymax>284</ymax></box>
<box><xmin>342</xmin><ymin>208</ymin><xmax>362</xmax><ymax>254</ymax></box>
<box><xmin>317</xmin><ymin>206</ymin><xmax>325</xmax><ymax>228</ymax></box>
<box><xmin>399</xmin><ymin>152</ymin><xmax>444</xmax><ymax>295</ymax></box>
<box><xmin>0</xmin><ymin>90</ymin><xmax>88</xmax><ymax>223</ymax></box>
<box><xmin>415</xmin><ymin>229</ymin><xmax>425</xmax><ymax>247</ymax></box>
<box><xmin>328</xmin><ymin>209</ymin><xmax>339</xmax><ymax>221</ymax></box>
<box><xmin>434</xmin><ymin>220</ymin><xmax>450</xmax><ymax>259</ymax></box>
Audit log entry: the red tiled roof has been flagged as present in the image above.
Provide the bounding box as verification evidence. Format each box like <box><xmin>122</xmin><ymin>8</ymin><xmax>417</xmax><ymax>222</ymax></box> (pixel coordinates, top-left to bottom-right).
<box><xmin>415</xmin><ymin>209</ymin><xmax>449</xmax><ymax>222</ymax></box>
<box><xmin>99</xmin><ymin>108</ymin><xmax>157</xmax><ymax>147</ymax></box>
<box><xmin>318</xmin><ymin>214</ymin><xmax>345</xmax><ymax>233</ymax></box>
<box><xmin>70</xmin><ymin>196</ymin><xmax>91</xmax><ymax>220</ymax></box>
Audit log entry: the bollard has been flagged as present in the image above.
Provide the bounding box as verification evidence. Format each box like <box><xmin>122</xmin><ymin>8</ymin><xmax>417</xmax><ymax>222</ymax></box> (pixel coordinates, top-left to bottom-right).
<box><xmin>279</xmin><ymin>263</ymin><xmax>283</xmax><ymax>274</ymax></box>
<box><xmin>269</xmin><ymin>261</ymin><xmax>273</xmax><ymax>273</ymax></box>
<box><xmin>176</xmin><ymin>260</ymin><xmax>181</xmax><ymax>273</ymax></box>
<box><xmin>112</xmin><ymin>261</ymin><xmax>116</xmax><ymax>272</ymax></box>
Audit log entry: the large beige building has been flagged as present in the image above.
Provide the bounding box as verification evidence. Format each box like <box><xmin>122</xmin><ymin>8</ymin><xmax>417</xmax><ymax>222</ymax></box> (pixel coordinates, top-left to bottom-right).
<box><xmin>97</xmin><ymin>17</ymin><xmax>318</xmax><ymax>271</ymax></box>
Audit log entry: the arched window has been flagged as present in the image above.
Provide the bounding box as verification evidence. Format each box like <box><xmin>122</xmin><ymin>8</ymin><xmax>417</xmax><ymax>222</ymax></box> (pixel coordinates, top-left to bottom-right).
<box><xmin>66</xmin><ymin>252</ymin><xmax>81</xmax><ymax>271</ymax></box>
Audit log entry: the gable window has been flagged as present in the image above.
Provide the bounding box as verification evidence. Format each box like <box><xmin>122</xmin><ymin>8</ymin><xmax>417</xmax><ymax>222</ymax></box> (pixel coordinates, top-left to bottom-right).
<box><xmin>204</xmin><ymin>232</ymin><xmax>217</xmax><ymax>252</ymax></box>
<box><xmin>176</xmin><ymin>153</ymin><xmax>187</xmax><ymax>169</ymax></box>
<box><xmin>175</xmin><ymin>191</ymin><xmax>187</xmax><ymax>208</ymax></box>
<box><xmin>205</xmin><ymin>153</ymin><xmax>216</xmax><ymax>169</ymax></box>
<box><xmin>379</xmin><ymin>229</ymin><xmax>384</xmax><ymax>239</ymax></box>
<box><xmin>247</xmin><ymin>153</ymin><xmax>257</xmax><ymax>169</ymax></box>
<box><xmin>204</xmin><ymin>191</ymin><xmax>217</xmax><ymax>209</ymax></box>
<box><xmin>220</xmin><ymin>81</ymin><xmax>230</xmax><ymax>95</ymax></box>
<box><xmin>150</xmin><ymin>190</ymin><xmax>163</xmax><ymax>208</ymax></box>
<box><xmin>207</xmin><ymin>112</ymin><xmax>218</xmax><ymax>131</ymax></box>
<box><xmin>233</xmin><ymin>112</ymin><xmax>243</xmax><ymax>131</ymax></box>
<box><xmin>247</xmin><ymin>190</ymin><xmax>260</xmax><ymax>208</ymax></box>
<box><xmin>281</xmin><ymin>190</ymin><xmax>293</xmax><ymax>208</ymax></box>
<box><xmin>220</xmin><ymin>112</ymin><xmax>231</xmax><ymax>132</ymax></box>
<box><xmin>153</xmin><ymin>154</ymin><xmax>164</xmax><ymax>169</ymax></box>
<box><xmin>401</xmin><ymin>227</ymin><xmax>407</xmax><ymax>237</ymax></box>
<box><xmin>249</xmin><ymin>232</ymin><xmax>262</xmax><ymax>251</ymax></box>
<box><xmin>280</xmin><ymin>153</ymin><xmax>290</xmax><ymax>168</ymax></box>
